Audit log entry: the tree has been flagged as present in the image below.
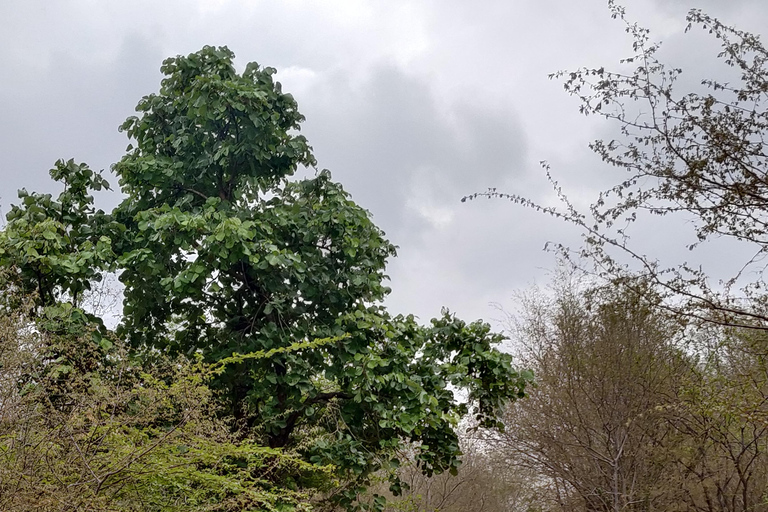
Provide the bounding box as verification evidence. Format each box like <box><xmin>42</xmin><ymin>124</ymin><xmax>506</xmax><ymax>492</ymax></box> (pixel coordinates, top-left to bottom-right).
<box><xmin>0</xmin><ymin>159</ymin><xmax>117</xmax><ymax>314</ymax></box>
<box><xmin>377</xmin><ymin>433</ymin><xmax>546</xmax><ymax>512</ymax></box>
<box><xmin>0</xmin><ymin>46</ymin><xmax>530</xmax><ymax>510</ymax></box>
<box><xmin>465</xmin><ymin>2</ymin><xmax>768</xmax><ymax>331</ymax></box>
<box><xmin>490</xmin><ymin>275</ymin><xmax>690</xmax><ymax>512</ymax></box>
<box><xmin>479</xmin><ymin>274</ymin><xmax>768</xmax><ymax>512</ymax></box>
<box><xmin>463</xmin><ymin>4</ymin><xmax>768</xmax><ymax>508</ymax></box>
<box><xmin>658</xmin><ymin>327</ymin><xmax>768</xmax><ymax>512</ymax></box>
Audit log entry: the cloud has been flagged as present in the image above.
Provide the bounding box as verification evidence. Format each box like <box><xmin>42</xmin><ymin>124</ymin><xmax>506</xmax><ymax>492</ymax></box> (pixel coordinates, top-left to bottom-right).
<box><xmin>0</xmin><ymin>29</ymin><xmax>163</xmax><ymax>212</ymax></box>
<box><xmin>2</xmin><ymin>0</ymin><xmax>767</xmax><ymax>328</ymax></box>
<box><xmin>290</xmin><ymin>62</ymin><xmax>567</xmax><ymax>321</ymax></box>
<box><xmin>298</xmin><ymin>64</ymin><xmax>528</xmax><ymax>236</ymax></box>
<box><xmin>650</xmin><ymin>0</ymin><xmax>764</xmax><ymax>18</ymax></box>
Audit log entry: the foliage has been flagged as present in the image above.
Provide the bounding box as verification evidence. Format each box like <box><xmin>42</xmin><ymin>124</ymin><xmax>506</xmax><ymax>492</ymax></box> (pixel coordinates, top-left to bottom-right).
<box><xmin>659</xmin><ymin>327</ymin><xmax>768</xmax><ymax>512</ymax></box>
<box><xmin>0</xmin><ymin>45</ymin><xmax>529</xmax><ymax>510</ymax></box>
<box><xmin>108</xmin><ymin>46</ymin><xmax>529</xmax><ymax>508</ymax></box>
<box><xmin>0</xmin><ymin>159</ymin><xmax>117</xmax><ymax>313</ymax></box>
<box><xmin>0</xmin><ymin>292</ymin><xmax>331</xmax><ymax>512</ymax></box>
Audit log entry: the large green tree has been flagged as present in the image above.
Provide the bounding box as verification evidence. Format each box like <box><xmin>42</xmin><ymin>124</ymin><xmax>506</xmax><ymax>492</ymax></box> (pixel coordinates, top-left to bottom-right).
<box><xmin>0</xmin><ymin>46</ymin><xmax>529</xmax><ymax>510</ymax></box>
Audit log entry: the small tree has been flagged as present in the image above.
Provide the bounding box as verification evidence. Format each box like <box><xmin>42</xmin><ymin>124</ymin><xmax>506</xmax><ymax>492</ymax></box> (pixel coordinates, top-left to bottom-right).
<box><xmin>492</xmin><ymin>276</ymin><xmax>689</xmax><ymax>512</ymax></box>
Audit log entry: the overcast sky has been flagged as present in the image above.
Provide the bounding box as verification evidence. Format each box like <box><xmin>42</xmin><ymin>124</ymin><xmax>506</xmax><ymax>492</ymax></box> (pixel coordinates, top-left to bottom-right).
<box><xmin>1</xmin><ymin>0</ymin><xmax>766</xmax><ymax>328</ymax></box>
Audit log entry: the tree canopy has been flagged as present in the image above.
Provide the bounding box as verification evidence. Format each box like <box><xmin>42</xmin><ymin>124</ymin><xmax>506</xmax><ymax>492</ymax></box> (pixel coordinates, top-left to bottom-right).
<box><xmin>0</xmin><ymin>45</ymin><xmax>529</xmax><ymax>511</ymax></box>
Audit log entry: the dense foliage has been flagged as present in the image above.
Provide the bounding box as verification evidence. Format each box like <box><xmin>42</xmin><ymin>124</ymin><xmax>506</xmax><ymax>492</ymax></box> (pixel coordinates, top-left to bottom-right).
<box><xmin>0</xmin><ymin>291</ymin><xmax>334</xmax><ymax>511</ymax></box>
<box><xmin>0</xmin><ymin>46</ymin><xmax>528</xmax><ymax>511</ymax></box>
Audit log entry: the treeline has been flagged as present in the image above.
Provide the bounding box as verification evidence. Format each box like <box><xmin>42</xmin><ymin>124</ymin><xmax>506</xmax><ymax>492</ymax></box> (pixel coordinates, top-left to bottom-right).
<box><xmin>8</xmin><ymin>266</ymin><xmax>765</xmax><ymax>511</ymax></box>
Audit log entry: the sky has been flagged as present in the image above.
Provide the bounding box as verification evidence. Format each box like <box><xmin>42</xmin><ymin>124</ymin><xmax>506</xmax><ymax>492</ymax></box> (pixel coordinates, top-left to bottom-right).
<box><xmin>1</xmin><ymin>0</ymin><xmax>767</xmax><ymax>329</ymax></box>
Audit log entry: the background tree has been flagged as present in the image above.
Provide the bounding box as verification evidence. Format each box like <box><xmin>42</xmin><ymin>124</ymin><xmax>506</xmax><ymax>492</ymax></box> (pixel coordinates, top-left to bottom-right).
<box><xmin>658</xmin><ymin>326</ymin><xmax>768</xmax><ymax>512</ymax></box>
<box><xmin>489</xmin><ymin>275</ymin><xmax>690</xmax><ymax>512</ymax></box>
<box><xmin>376</xmin><ymin>434</ymin><xmax>545</xmax><ymax>512</ymax></box>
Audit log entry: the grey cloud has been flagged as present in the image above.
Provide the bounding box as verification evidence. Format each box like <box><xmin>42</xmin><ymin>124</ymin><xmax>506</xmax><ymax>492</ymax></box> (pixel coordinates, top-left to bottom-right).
<box><xmin>298</xmin><ymin>64</ymin><xmax>528</xmax><ymax>242</ymax></box>
<box><xmin>650</xmin><ymin>0</ymin><xmax>762</xmax><ymax>17</ymax></box>
<box><xmin>7</xmin><ymin>0</ymin><xmax>760</xmax><ymax>329</ymax></box>
<box><xmin>278</xmin><ymin>63</ymin><xmax>536</xmax><ymax>320</ymax></box>
<box><xmin>0</xmin><ymin>33</ymin><xmax>163</xmax><ymax>211</ymax></box>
